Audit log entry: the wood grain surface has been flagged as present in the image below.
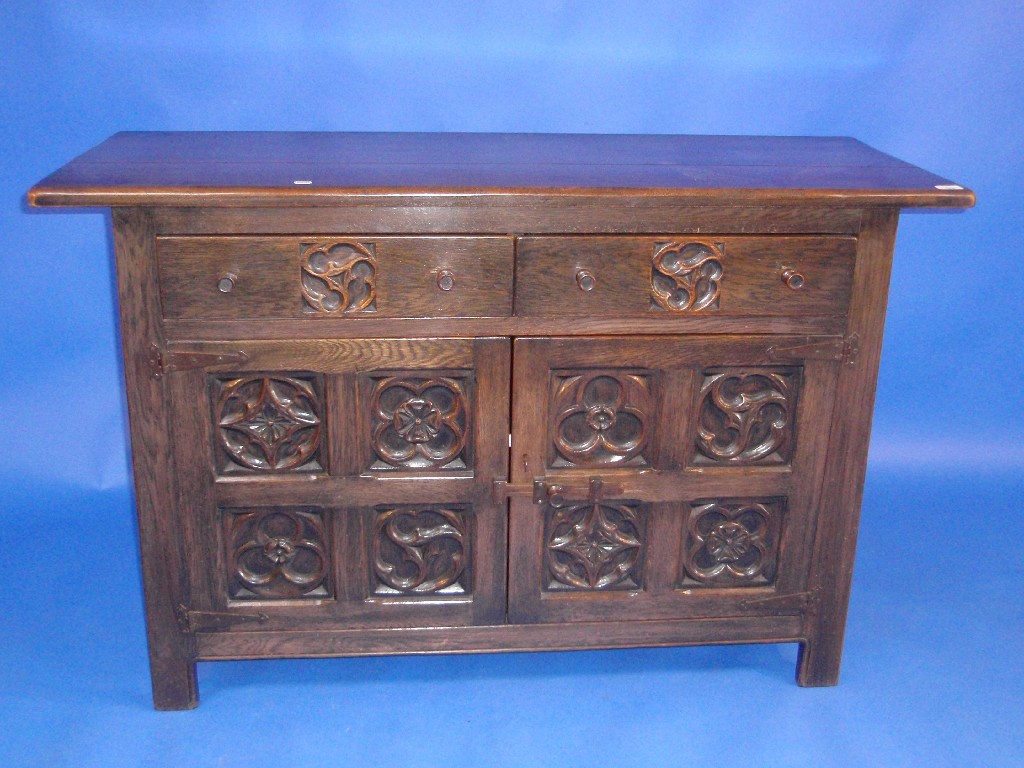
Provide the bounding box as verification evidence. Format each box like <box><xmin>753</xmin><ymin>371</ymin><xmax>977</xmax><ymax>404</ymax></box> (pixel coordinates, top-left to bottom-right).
<box><xmin>25</xmin><ymin>133</ymin><xmax>973</xmax><ymax>707</ymax></box>
<box><xmin>29</xmin><ymin>132</ymin><xmax>975</xmax><ymax>208</ymax></box>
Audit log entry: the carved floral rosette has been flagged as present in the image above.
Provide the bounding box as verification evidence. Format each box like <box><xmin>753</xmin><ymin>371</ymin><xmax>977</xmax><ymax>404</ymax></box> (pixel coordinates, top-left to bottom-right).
<box><xmin>226</xmin><ymin>508</ymin><xmax>331</xmax><ymax>599</ymax></box>
<box><xmin>694</xmin><ymin>368</ymin><xmax>798</xmax><ymax>465</ymax></box>
<box><xmin>683</xmin><ymin>500</ymin><xmax>781</xmax><ymax>586</ymax></box>
<box><xmin>214</xmin><ymin>375</ymin><xmax>323</xmax><ymax>472</ymax></box>
<box><xmin>372</xmin><ymin>506</ymin><xmax>470</xmax><ymax>595</ymax></box>
<box><xmin>368</xmin><ymin>375</ymin><xmax>471</xmax><ymax>470</ymax></box>
<box><xmin>550</xmin><ymin>371</ymin><xmax>654</xmax><ymax>468</ymax></box>
<box><xmin>545</xmin><ymin>501</ymin><xmax>648</xmax><ymax>591</ymax></box>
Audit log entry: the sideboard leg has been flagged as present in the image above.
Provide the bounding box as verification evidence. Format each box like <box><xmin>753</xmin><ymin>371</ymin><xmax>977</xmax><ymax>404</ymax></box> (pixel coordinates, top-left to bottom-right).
<box><xmin>796</xmin><ymin>209</ymin><xmax>900</xmax><ymax>690</ymax></box>
<box><xmin>150</xmin><ymin>652</ymin><xmax>199</xmax><ymax>710</ymax></box>
<box><xmin>113</xmin><ymin>209</ymin><xmax>199</xmax><ymax>710</ymax></box>
<box><xmin>795</xmin><ymin>636</ymin><xmax>841</xmax><ymax>687</ymax></box>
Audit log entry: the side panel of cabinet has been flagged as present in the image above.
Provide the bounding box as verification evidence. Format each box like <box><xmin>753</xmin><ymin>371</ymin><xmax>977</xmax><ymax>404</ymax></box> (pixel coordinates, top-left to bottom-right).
<box><xmin>508</xmin><ymin>336</ymin><xmax>840</xmax><ymax>624</ymax></box>
<box><xmin>167</xmin><ymin>337</ymin><xmax>510</xmax><ymax>631</ymax></box>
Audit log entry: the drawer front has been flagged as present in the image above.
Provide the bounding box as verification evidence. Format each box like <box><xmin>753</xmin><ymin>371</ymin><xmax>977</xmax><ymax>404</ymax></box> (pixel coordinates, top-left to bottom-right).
<box><xmin>515</xmin><ymin>236</ymin><xmax>855</xmax><ymax>319</ymax></box>
<box><xmin>158</xmin><ymin>236</ymin><xmax>514</xmax><ymax>319</ymax></box>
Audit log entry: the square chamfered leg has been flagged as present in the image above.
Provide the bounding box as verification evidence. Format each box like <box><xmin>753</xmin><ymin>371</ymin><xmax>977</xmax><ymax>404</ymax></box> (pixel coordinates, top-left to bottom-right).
<box><xmin>147</xmin><ymin>639</ymin><xmax>198</xmax><ymax>710</ymax></box>
<box><xmin>113</xmin><ymin>209</ymin><xmax>200</xmax><ymax>709</ymax></box>
<box><xmin>796</xmin><ymin>634</ymin><xmax>842</xmax><ymax>687</ymax></box>
<box><xmin>795</xmin><ymin>208</ymin><xmax>901</xmax><ymax>689</ymax></box>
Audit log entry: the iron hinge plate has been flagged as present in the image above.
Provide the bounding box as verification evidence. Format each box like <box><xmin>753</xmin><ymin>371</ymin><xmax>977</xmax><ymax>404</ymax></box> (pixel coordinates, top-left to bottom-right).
<box><xmin>766</xmin><ymin>334</ymin><xmax>859</xmax><ymax>367</ymax></box>
<box><xmin>149</xmin><ymin>345</ymin><xmax>249</xmax><ymax>378</ymax></box>
<box><xmin>176</xmin><ymin>604</ymin><xmax>271</xmax><ymax>633</ymax></box>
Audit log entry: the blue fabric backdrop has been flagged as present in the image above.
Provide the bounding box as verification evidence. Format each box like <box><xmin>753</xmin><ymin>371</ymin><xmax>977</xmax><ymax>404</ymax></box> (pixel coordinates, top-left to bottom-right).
<box><xmin>2</xmin><ymin>2</ymin><xmax>1021</xmax><ymax>766</ymax></box>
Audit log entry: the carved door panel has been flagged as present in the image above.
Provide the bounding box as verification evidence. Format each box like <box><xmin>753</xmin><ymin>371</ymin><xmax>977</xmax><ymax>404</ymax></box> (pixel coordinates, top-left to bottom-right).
<box><xmin>165</xmin><ymin>337</ymin><xmax>510</xmax><ymax>632</ymax></box>
<box><xmin>507</xmin><ymin>336</ymin><xmax>842</xmax><ymax>624</ymax></box>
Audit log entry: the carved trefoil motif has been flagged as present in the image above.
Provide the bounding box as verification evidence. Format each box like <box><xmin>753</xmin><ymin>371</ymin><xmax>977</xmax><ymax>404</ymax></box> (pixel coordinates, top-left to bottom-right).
<box><xmin>544</xmin><ymin>501</ymin><xmax>648</xmax><ymax>591</ymax></box>
<box><xmin>301</xmin><ymin>240</ymin><xmax>377</xmax><ymax>314</ymax></box>
<box><xmin>682</xmin><ymin>499</ymin><xmax>782</xmax><ymax>587</ymax></box>
<box><xmin>213</xmin><ymin>374</ymin><xmax>323</xmax><ymax>473</ymax></box>
<box><xmin>694</xmin><ymin>367</ymin><xmax>799</xmax><ymax>465</ymax></box>
<box><xmin>225</xmin><ymin>508</ymin><xmax>331</xmax><ymax>600</ymax></box>
<box><xmin>367</xmin><ymin>374</ymin><xmax>471</xmax><ymax>471</ymax></box>
<box><xmin>550</xmin><ymin>370</ymin><xmax>654</xmax><ymax>468</ymax></box>
<box><xmin>650</xmin><ymin>240</ymin><xmax>724</xmax><ymax>312</ymax></box>
<box><xmin>372</xmin><ymin>506</ymin><xmax>470</xmax><ymax>595</ymax></box>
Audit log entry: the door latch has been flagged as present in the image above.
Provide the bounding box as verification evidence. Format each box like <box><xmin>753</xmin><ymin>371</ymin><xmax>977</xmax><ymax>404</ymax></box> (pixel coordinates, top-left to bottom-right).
<box><xmin>492</xmin><ymin>476</ymin><xmax>625</xmax><ymax>506</ymax></box>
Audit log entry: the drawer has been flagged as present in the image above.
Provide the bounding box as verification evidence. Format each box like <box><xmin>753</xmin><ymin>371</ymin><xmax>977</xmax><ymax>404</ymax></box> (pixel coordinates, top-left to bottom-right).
<box><xmin>515</xmin><ymin>236</ymin><xmax>856</xmax><ymax>319</ymax></box>
<box><xmin>158</xmin><ymin>236</ymin><xmax>514</xmax><ymax>319</ymax></box>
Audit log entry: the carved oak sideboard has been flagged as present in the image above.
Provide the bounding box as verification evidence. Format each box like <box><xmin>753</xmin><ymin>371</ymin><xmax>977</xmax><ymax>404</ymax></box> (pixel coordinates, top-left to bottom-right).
<box><xmin>28</xmin><ymin>132</ymin><xmax>973</xmax><ymax>709</ymax></box>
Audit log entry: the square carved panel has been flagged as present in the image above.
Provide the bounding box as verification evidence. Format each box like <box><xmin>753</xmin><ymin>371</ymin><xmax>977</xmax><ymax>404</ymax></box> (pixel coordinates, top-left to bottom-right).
<box><xmin>680</xmin><ymin>498</ymin><xmax>783</xmax><ymax>588</ymax></box>
<box><xmin>548</xmin><ymin>370</ymin><xmax>656</xmax><ymax>469</ymax></box>
<box><xmin>210</xmin><ymin>373</ymin><xmax>325</xmax><ymax>474</ymax></box>
<box><xmin>650</xmin><ymin>240</ymin><xmax>724</xmax><ymax>312</ymax></box>
<box><xmin>543</xmin><ymin>500</ymin><xmax>649</xmax><ymax>591</ymax></box>
<box><xmin>224</xmin><ymin>507</ymin><xmax>332</xmax><ymax>600</ymax></box>
<box><xmin>362</xmin><ymin>372</ymin><xmax>473</xmax><ymax>472</ymax></box>
<box><xmin>300</xmin><ymin>240</ymin><xmax>377</xmax><ymax>314</ymax></box>
<box><xmin>691</xmin><ymin>367</ymin><xmax>800</xmax><ymax>466</ymax></box>
<box><xmin>371</xmin><ymin>505</ymin><xmax>472</xmax><ymax>596</ymax></box>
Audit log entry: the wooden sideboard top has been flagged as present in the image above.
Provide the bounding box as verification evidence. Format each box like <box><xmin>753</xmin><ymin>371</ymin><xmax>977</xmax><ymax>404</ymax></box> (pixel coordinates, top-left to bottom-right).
<box><xmin>28</xmin><ymin>132</ymin><xmax>974</xmax><ymax>209</ymax></box>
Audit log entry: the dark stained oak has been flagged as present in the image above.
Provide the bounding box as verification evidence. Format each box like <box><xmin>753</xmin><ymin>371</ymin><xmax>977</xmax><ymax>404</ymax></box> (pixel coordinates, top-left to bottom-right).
<box><xmin>27</xmin><ymin>132</ymin><xmax>972</xmax><ymax>708</ymax></box>
<box><xmin>29</xmin><ymin>132</ymin><xmax>975</xmax><ymax>208</ymax></box>
<box><xmin>195</xmin><ymin>615</ymin><xmax>806</xmax><ymax>659</ymax></box>
<box><xmin>158</xmin><ymin>236</ymin><xmax>513</xmax><ymax>320</ymax></box>
<box><xmin>515</xmin><ymin>235</ymin><xmax>855</xmax><ymax>320</ymax></box>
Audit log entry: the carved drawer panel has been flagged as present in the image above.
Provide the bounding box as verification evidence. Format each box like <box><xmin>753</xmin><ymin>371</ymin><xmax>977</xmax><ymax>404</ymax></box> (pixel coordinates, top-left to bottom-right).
<box><xmin>158</xmin><ymin>235</ymin><xmax>513</xmax><ymax>319</ymax></box>
<box><xmin>514</xmin><ymin>236</ymin><xmax>855</xmax><ymax>324</ymax></box>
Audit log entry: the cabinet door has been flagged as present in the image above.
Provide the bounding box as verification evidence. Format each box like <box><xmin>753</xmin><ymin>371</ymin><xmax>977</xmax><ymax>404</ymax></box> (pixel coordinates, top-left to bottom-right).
<box><xmin>165</xmin><ymin>337</ymin><xmax>509</xmax><ymax>632</ymax></box>
<box><xmin>508</xmin><ymin>335</ymin><xmax>841</xmax><ymax>624</ymax></box>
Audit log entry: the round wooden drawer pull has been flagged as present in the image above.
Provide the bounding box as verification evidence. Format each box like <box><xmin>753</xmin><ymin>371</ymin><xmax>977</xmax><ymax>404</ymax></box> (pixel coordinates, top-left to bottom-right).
<box><xmin>576</xmin><ymin>270</ymin><xmax>596</xmax><ymax>291</ymax></box>
<box><xmin>217</xmin><ymin>273</ymin><xmax>238</xmax><ymax>293</ymax></box>
<box><xmin>781</xmin><ymin>268</ymin><xmax>805</xmax><ymax>290</ymax></box>
<box><xmin>437</xmin><ymin>270</ymin><xmax>455</xmax><ymax>291</ymax></box>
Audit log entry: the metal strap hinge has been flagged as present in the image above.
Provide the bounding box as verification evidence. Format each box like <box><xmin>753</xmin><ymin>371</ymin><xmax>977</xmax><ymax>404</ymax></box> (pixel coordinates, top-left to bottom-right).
<box><xmin>176</xmin><ymin>604</ymin><xmax>270</xmax><ymax>633</ymax></box>
<box><xmin>738</xmin><ymin>591</ymin><xmax>819</xmax><ymax>613</ymax></box>
<box><xmin>149</xmin><ymin>345</ymin><xmax>249</xmax><ymax>378</ymax></box>
<box><xmin>766</xmin><ymin>334</ymin><xmax>859</xmax><ymax>367</ymax></box>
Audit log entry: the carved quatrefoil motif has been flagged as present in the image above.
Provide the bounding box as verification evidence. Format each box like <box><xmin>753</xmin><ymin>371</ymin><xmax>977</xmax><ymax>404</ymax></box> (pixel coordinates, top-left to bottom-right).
<box><xmin>368</xmin><ymin>376</ymin><xmax>471</xmax><ymax>470</ymax></box>
<box><xmin>682</xmin><ymin>500</ymin><xmax>781</xmax><ymax>586</ymax></box>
